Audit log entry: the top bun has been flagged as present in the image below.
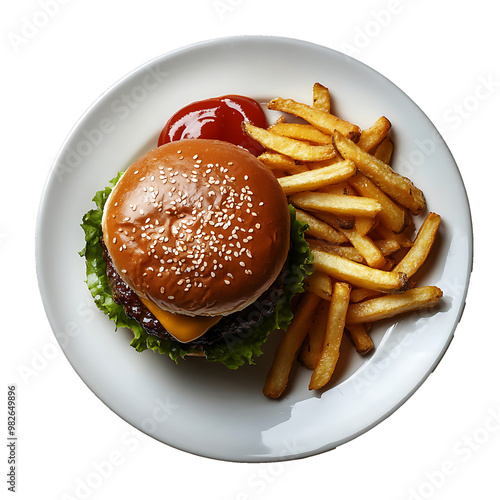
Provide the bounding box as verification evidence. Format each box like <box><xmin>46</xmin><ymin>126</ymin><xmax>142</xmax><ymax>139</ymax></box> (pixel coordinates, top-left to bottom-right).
<box><xmin>102</xmin><ymin>139</ymin><xmax>290</xmax><ymax>317</ymax></box>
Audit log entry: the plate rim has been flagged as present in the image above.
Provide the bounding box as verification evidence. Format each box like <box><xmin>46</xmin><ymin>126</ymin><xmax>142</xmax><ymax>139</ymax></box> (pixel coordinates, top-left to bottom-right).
<box><xmin>35</xmin><ymin>34</ymin><xmax>474</xmax><ymax>463</ymax></box>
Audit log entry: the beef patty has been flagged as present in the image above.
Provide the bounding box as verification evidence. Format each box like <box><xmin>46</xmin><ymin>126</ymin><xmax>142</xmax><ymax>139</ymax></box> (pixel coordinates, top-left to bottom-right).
<box><xmin>101</xmin><ymin>240</ymin><xmax>287</xmax><ymax>348</ymax></box>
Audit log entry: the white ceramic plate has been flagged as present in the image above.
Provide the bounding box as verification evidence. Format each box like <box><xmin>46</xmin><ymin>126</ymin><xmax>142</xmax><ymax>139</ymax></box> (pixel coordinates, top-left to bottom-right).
<box><xmin>36</xmin><ymin>36</ymin><xmax>472</xmax><ymax>462</ymax></box>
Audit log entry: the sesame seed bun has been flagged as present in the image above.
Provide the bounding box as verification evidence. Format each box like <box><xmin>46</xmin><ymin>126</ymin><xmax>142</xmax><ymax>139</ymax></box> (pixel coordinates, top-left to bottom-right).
<box><xmin>102</xmin><ymin>139</ymin><xmax>290</xmax><ymax>317</ymax></box>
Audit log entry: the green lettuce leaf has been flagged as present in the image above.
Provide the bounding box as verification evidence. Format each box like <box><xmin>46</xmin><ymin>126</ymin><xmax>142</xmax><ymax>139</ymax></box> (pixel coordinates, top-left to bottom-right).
<box><xmin>80</xmin><ymin>173</ymin><xmax>313</xmax><ymax>369</ymax></box>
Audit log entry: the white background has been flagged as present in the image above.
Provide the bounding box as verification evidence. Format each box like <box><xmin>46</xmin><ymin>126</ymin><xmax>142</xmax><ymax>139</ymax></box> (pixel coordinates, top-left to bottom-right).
<box><xmin>2</xmin><ymin>1</ymin><xmax>499</xmax><ymax>499</ymax></box>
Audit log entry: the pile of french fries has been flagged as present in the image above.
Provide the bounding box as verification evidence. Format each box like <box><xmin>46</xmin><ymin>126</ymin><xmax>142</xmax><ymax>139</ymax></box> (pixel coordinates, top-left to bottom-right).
<box><xmin>242</xmin><ymin>83</ymin><xmax>443</xmax><ymax>399</ymax></box>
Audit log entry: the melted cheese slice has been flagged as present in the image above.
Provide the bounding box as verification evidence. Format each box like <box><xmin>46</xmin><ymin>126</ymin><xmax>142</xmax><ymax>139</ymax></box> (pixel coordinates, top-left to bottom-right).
<box><xmin>140</xmin><ymin>297</ymin><xmax>222</xmax><ymax>343</ymax></box>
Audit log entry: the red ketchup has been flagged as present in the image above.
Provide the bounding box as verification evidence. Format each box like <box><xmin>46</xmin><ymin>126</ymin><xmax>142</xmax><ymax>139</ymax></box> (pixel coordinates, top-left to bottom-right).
<box><xmin>157</xmin><ymin>95</ymin><xmax>267</xmax><ymax>156</ymax></box>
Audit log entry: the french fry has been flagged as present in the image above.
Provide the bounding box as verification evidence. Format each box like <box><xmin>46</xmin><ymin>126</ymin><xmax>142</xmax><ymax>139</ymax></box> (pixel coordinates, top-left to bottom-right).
<box><xmin>309</xmin><ymin>282</ymin><xmax>351</xmax><ymax>390</ymax></box>
<box><xmin>342</xmin><ymin>231</ymin><xmax>386</xmax><ymax>268</ymax></box>
<box><xmin>334</xmin><ymin>217</ymin><xmax>355</xmax><ymax>230</ymax></box>
<box><xmin>290</xmin><ymin>191</ymin><xmax>382</xmax><ymax>218</ymax></box>
<box><xmin>298</xmin><ymin>299</ymin><xmax>330</xmax><ymax>369</ymax></box>
<box><xmin>307</xmin><ymin>239</ymin><xmax>364</xmax><ymax>263</ymax></box>
<box><xmin>340</xmin><ymin>229</ymin><xmax>386</xmax><ymax>268</ymax></box>
<box><xmin>278</xmin><ymin>160</ymin><xmax>356</xmax><ymax>195</ymax></box>
<box><xmin>257</xmin><ymin>151</ymin><xmax>307</xmax><ymax>174</ymax></box>
<box><xmin>345</xmin><ymin>323</ymin><xmax>374</xmax><ymax>354</ymax></box>
<box><xmin>334</xmin><ymin>130</ymin><xmax>426</xmax><ymax>215</ymax></box>
<box><xmin>269</xmin><ymin>122</ymin><xmax>333</xmax><ymax>145</ymax></box>
<box><xmin>392</xmin><ymin>212</ymin><xmax>441</xmax><ymax>278</ymax></box>
<box><xmin>312</xmin><ymin>212</ymin><xmax>386</xmax><ymax>268</ymax></box>
<box><xmin>355</xmin><ymin>216</ymin><xmax>377</xmax><ymax>236</ymax></box>
<box><xmin>320</xmin><ymin>180</ymin><xmax>357</xmax><ymax>196</ymax></box>
<box><xmin>379</xmin><ymin>258</ymin><xmax>396</xmax><ymax>271</ymax></box>
<box><xmin>306</xmin><ymin>157</ymin><xmax>343</xmax><ymax>170</ymax></box>
<box><xmin>312</xmin><ymin>82</ymin><xmax>331</xmax><ymax>113</ymax></box>
<box><xmin>346</xmin><ymin>286</ymin><xmax>442</xmax><ymax>324</ymax></box>
<box><xmin>349</xmin><ymin>287</ymin><xmax>383</xmax><ymax>303</ymax></box>
<box><xmin>374</xmin><ymin>136</ymin><xmax>394</xmax><ymax>164</ymax></box>
<box><xmin>374</xmin><ymin>223</ymin><xmax>414</xmax><ymax>248</ymax></box>
<box><xmin>304</xmin><ymin>271</ymin><xmax>334</xmax><ymax>300</ymax></box>
<box><xmin>348</xmin><ymin>171</ymin><xmax>409</xmax><ymax>234</ymax></box>
<box><xmin>263</xmin><ymin>292</ymin><xmax>321</xmax><ymax>399</ymax></box>
<box><xmin>243</xmin><ymin>122</ymin><xmax>336</xmax><ymax>162</ymax></box>
<box><xmin>311</xmin><ymin>248</ymin><xmax>408</xmax><ymax>293</ymax></box>
<box><xmin>357</xmin><ymin>116</ymin><xmax>392</xmax><ymax>153</ymax></box>
<box><xmin>285</xmin><ymin>164</ymin><xmax>310</xmax><ymax>175</ymax></box>
<box><xmin>268</xmin><ymin>97</ymin><xmax>361</xmax><ymax>142</ymax></box>
<box><xmin>308</xmin><ymin>237</ymin><xmax>400</xmax><ymax>267</ymax></box>
<box><xmin>375</xmin><ymin>239</ymin><xmax>401</xmax><ymax>256</ymax></box>
<box><xmin>295</xmin><ymin>209</ymin><xmax>348</xmax><ymax>244</ymax></box>
<box><xmin>317</xmin><ymin>182</ymin><xmax>359</xmax><ymax>229</ymax></box>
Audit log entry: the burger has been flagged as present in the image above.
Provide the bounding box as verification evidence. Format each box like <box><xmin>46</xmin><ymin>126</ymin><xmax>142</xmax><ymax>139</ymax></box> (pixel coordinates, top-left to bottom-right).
<box><xmin>80</xmin><ymin>138</ymin><xmax>312</xmax><ymax>369</ymax></box>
